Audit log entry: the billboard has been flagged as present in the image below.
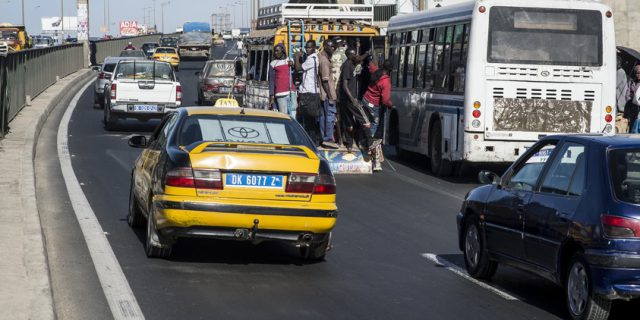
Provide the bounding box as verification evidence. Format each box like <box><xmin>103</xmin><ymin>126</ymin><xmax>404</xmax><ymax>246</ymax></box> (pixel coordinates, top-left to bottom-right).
<box><xmin>77</xmin><ymin>3</ymin><xmax>88</xmax><ymax>40</ymax></box>
<box><xmin>120</xmin><ymin>21</ymin><xmax>139</xmax><ymax>36</ymax></box>
<box><xmin>41</xmin><ymin>17</ymin><xmax>78</xmax><ymax>31</ymax></box>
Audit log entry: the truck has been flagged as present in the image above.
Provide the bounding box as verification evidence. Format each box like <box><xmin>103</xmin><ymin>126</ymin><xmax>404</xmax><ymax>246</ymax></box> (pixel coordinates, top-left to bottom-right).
<box><xmin>103</xmin><ymin>60</ymin><xmax>182</xmax><ymax>131</ymax></box>
<box><xmin>0</xmin><ymin>23</ymin><xmax>30</xmax><ymax>54</ymax></box>
<box><xmin>178</xmin><ymin>22</ymin><xmax>212</xmax><ymax>59</ymax></box>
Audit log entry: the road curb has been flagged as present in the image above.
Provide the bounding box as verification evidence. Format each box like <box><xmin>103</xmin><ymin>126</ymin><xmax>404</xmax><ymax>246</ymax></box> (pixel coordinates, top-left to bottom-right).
<box><xmin>0</xmin><ymin>69</ymin><xmax>94</xmax><ymax>320</ymax></box>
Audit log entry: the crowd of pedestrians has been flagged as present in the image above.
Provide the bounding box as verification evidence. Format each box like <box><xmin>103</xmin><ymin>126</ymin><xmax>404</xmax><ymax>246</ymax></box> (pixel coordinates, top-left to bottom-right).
<box><xmin>267</xmin><ymin>39</ymin><xmax>392</xmax><ymax>172</ymax></box>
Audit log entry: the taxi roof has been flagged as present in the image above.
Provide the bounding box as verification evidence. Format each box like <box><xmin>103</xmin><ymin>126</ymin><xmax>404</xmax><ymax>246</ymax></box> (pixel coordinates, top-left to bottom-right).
<box><xmin>184</xmin><ymin>107</ymin><xmax>291</xmax><ymax>119</ymax></box>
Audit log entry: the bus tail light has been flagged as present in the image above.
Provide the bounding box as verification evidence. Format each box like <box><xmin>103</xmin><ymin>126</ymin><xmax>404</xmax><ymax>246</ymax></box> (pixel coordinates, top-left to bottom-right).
<box><xmin>479</xmin><ymin>6</ymin><xmax>486</xmax><ymax>13</ymax></box>
<box><xmin>602</xmin><ymin>215</ymin><xmax>640</xmax><ymax>238</ymax></box>
<box><xmin>472</xmin><ymin>110</ymin><xmax>481</xmax><ymax>118</ymax></box>
<box><xmin>605</xmin><ymin>114</ymin><xmax>613</xmax><ymax>123</ymax></box>
<box><xmin>606</xmin><ymin>11</ymin><xmax>612</xmax><ymax>18</ymax></box>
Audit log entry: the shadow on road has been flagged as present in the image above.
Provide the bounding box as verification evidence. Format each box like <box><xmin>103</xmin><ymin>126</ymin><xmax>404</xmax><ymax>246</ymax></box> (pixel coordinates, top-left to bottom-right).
<box><xmin>129</xmin><ymin>224</ymin><xmax>324</xmax><ymax>266</ymax></box>
<box><xmin>384</xmin><ymin>146</ymin><xmax>510</xmax><ymax>185</ymax></box>
<box><xmin>432</xmin><ymin>253</ymin><xmax>640</xmax><ymax>320</ymax></box>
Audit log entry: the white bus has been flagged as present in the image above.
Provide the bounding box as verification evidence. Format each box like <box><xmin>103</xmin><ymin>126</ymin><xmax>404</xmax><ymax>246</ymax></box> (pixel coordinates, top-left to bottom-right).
<box><xmin>385</xmin><ymin>0</ymin><xmax>616</xmax><ymax>176</ymax></box>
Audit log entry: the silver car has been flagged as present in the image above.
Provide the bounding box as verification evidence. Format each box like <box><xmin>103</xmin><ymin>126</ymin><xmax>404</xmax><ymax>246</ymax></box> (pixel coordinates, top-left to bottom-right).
<box><xmin>94</xmin><ymin>56</ymin><xmax>144</xmax><ymax>108</ymax></box>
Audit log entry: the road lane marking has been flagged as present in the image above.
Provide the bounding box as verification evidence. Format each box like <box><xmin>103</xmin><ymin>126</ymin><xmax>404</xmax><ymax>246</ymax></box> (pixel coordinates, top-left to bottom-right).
<box><xmin>421</xmin><ymin>253</ymin><xmax>519</xmax><ymax>301</ymax></box>
<box><xmin>106</xmin><ymin>149</ymin><xmax>132</xmax><ymax>172</ymax></box>
<box><xmin>57</xmin><ymin>81</ymin><xmax>145</xmax><ymax>319</ymax></box>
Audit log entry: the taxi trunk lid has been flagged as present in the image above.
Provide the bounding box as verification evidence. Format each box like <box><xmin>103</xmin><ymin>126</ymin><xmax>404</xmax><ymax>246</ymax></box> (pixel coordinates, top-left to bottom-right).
<box><xmin>187</xmin><ymin>142</ymin><xmax>321</xmax><ymax>202</ymax></box>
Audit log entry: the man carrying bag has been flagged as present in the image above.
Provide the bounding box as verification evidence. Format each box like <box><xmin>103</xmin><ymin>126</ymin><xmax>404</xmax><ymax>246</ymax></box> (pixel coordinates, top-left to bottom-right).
<box><xmin>294</xmin><ymin>40</ymin><xmax>322</xmax><ymax>146</ymax></box>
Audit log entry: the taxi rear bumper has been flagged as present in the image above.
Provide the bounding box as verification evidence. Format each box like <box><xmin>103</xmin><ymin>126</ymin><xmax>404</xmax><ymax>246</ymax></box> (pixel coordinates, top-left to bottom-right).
<box><xmin>153</xmin><ymin>200</ymin><xmax>338</xmax><ymax>236</ymax></box>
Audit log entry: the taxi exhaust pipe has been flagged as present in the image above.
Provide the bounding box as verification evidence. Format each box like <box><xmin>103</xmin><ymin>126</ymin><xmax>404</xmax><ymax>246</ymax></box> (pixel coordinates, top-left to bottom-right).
<box><xmin>297</xmin><ymin>233</ymin><xmax>313</xmax><ymax>247</ymax></box>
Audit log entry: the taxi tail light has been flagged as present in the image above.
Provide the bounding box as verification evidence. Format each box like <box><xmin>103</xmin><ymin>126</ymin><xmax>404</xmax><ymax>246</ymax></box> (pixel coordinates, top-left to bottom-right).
<box><xmin>110</xmin><ymin>83</ymin><xmax>116</xmax><ymax>100</ymax></box>
<box><xmin>206</xmin><ymin>84</ymin><xmax>220</xmax><ymax>92</ymax></box>
<box><xmin>601</xmin><ymin>215</ymin><xmax>640</xmax><ymax>238</ymax></box>
<box><xmin>313</xmin><ymin>174</ymin><xmax>336</xmax><ymax>194</ymax></box>
<box><xmin>193</xmin><ymin>169</ymin><xmax>222</xmax><ymax>190</ymax></box>
<box><xmin>165</xmin><ymin>167</ymin><xmax>195</xmax><ymax>188</ymax></box>
<box><xmin>286</xmin><ymin>173</ymin><xmax>316</xmax><ymax>193</ymax></box>
<box><xmin>176</xmin><ymin>84</ymin><xmax>182</xmax><ymax>102</ymax></box>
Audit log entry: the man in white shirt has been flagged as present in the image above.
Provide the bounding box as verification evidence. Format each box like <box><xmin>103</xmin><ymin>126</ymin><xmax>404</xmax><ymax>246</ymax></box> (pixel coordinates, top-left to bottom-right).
<box><xmin>294</xmin><ymin>40</ymin><xmax>321</xmax><ymax>146</ymax></box>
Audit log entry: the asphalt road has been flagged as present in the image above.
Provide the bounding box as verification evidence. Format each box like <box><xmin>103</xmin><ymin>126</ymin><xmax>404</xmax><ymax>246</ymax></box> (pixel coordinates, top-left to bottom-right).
<box><xmin>54</xmin><ymin>50</ymin><xmax>639</xmax><ymax>319</ymax></box>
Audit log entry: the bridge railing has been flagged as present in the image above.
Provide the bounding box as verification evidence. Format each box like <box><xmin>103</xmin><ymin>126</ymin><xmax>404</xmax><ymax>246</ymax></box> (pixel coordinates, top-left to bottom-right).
<box><xmin>90</xmin><ymin>34</ymin><xmax>163</xmax><ymax>65</ymax></box>
<box><xmin>0</xmin><ymin>44</ymin><xmax>84</xmax><ymax>138</ymax></box>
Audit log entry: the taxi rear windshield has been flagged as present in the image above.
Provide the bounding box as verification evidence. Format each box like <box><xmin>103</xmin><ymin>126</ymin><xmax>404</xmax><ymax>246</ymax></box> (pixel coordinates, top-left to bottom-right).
<box><xmin>155</xmin><ymin>48</ymin><xmax>176</xmax><ymax>54</ymax></box>
<box><xmin>610</xmin><ymin>149</ymin><xmax>640</xmax><ymax>204</ymax></box>
<box><xmin>178</xmin><ymin>115</ymin><xmax>312</xmax><ymax>148</ymax></box>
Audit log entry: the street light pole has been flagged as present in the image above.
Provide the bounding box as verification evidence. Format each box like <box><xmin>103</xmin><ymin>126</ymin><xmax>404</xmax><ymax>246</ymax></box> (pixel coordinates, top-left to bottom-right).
<box><xmin>21</xmin><ymin>0</ymin><xmax>24</xmax><ymax>26</ymax></box>
<box><xmin>160</xmin><ymin>1</ymin><xmax>170</xmax><ymax>34</ymax></box>
<box><xmin>153</xmin><ymin>0</ymin><xmax>157</xmax><ymax>29</ymax></box>
<box><xmin>61</xmin><ymin>0</ymin><xmax>64</xmax><ymax>39</ymax></box>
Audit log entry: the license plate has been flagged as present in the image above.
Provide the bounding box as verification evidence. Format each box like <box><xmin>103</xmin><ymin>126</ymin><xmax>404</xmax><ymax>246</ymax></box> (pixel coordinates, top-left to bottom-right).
<box><xmin>225</xmin><ymin>174</ymin><xmax>284</xmax><ymax>189</ymax></box>
<box><xmin>132</xmin><ymin>105</ymin><xmax>158</xmax><ymax>112</ymax></box>
<box><xmin>219</xmin><ymin>87</ymin><xmax>230</xmax><ymax>93</ymax></box>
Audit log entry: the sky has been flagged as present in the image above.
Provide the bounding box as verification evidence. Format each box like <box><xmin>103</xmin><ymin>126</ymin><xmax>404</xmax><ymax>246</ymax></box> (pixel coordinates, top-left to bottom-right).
<box><xmin>0</xmin><ymin>0</ymin><xmax>286</xmax><ymax>37</ymax></box>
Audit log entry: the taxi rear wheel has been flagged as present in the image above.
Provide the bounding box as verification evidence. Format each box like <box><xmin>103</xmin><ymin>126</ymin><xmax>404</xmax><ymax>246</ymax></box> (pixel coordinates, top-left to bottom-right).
<box><xmin>127</xmin><ymin>183</ymin><xmax>145</xmax><ymax>228</ymax></box>
<box><xmin>145</xmin><ymin>207</ymin><xmax>172</xmax><ymax>259</ymax></box>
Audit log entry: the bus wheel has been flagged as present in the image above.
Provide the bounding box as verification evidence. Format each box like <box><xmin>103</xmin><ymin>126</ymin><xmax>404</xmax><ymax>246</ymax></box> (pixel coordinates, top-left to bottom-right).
<box><xmin>430</xmin><ymin>121</ymin><xmax>453</xmax><ymax>177</ymax></box>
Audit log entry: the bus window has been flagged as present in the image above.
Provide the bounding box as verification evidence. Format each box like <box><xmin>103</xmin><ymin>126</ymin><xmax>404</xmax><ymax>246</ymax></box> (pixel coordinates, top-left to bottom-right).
<box><xmin>391</xmin><ymin>47</ymin><xmax>399</xmax><ymax>87</ymax></box>
<box><xmin>405</xmin><ymin>45</ymin><xmax>416</xmax><ymax>88</ymax></box>
<box><xmin>425</xmin><ymin>28</ymin><xmax>436</xmax><ymax>90</ymax></box>
<box><xmin>450</xmin><ymin>24</ymin><xmax>466</xmax><ymax>93</ymax></box>
<box><xmin>416</xmin><ymin>41</ymin><xmax>427</xmax><ymax>89</ymax></box>
<box><xmin>410</xmin><ymin>30</ymin><xmax>419</xmax><ymax>43</ymax></box>
<box><xmin>398</xmin><ymin>46</ymin><xmax>406</xmax><ymax>88</ymax></box>
<box><xmin>434</xmin><ymin>26</ymin><xmax>453</xmax><ymax>92</ymax></box>
<box><xmin>248</xmin><ymin>51</ymin><xmax>257</xmax><ymax>80</ymax></box>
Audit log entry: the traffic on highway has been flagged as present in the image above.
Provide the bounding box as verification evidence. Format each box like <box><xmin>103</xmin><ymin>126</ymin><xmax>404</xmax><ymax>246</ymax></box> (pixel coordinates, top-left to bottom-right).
<box><xmin>4</xmin><ymin>0</ymin><xmax>640</xmax><ymax>320</ymax></box>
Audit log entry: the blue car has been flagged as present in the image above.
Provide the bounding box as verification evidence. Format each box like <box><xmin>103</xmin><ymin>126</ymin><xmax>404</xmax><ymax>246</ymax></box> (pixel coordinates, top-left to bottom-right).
<box><xmin>457</xmin><ymin>134</ymin><xmax>640</xmax><ymax>320</ymax></box>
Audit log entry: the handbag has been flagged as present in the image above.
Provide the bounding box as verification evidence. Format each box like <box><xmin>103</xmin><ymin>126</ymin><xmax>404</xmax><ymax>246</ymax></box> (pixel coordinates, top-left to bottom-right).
<box><xmin>297</xmin><ymin>56</ymin><xmax>322</xmax><ymax>118</ymax></box>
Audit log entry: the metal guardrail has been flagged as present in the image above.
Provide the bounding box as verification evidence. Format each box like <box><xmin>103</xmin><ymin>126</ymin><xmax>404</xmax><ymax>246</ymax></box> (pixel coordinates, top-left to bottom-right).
<box><xmin>90</xmin><ymin>34</ymin><xmax>163</xmax><ymax>65</ymax></box>
<box><xmin>0</xmin><ymin>44</ymin><xmax>84</xmax><ymax>138</ymax></box>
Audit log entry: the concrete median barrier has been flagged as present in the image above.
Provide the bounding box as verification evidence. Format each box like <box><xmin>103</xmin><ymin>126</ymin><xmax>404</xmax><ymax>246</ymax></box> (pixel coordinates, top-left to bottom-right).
<box><xmin>0</xmin><ymin>68</ymin><xmax>94</xmax><ymax>320</ymax></box>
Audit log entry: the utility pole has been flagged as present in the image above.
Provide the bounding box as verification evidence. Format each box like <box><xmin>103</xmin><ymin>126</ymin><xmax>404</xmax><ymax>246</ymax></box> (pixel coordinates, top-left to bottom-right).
<box><xmin>161</xmin><ymin>1</ymin><xmax>170</xmax><ymax>34</ymax></box>
<box><xmin>61</xmin><ymin>0</ymin><xmax>64</xmax><ymax>40</ymax></box>
<box><xmin>153</xmin><ymin>0</ymin><xmax>157</xmax><ymax>30</ymax></box>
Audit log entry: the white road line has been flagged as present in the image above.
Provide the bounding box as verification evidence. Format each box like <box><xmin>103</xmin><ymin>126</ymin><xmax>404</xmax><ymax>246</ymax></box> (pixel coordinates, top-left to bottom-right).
<box><xmin>389</xmin><ymin>170</ymin><xmax>465</xmax><ymax>201</ymax></box>
<box><xmin>57</xmin><ymin>81</ymin><xmax>145</xmax><ymax>319</ymax></box>
<box><xmin>106</xmin><ymin>149</ymin><xmax>133</xmax><ymax>172</ymax></box>
<box><xmin>421</xmin><ymin>253</ymin><xmax>519</xmax><ymax>301</ymax></box>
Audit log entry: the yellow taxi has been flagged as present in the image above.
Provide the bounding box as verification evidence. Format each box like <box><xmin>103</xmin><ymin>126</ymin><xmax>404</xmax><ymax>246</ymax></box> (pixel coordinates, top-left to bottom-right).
<box><xmin>127</xmin><ymin>107</ymin><xmax>337</xmax><ymax>260</ymax></box>
<box><xmin>151</xmin><ymin>47</ymin><xmax>180</xmax><ymax>70</ymax></box>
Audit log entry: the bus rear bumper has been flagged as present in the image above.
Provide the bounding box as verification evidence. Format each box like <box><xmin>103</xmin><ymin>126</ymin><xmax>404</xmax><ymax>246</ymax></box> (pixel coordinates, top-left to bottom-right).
<box><xmin>462</xmin><ymin>132</ymin><xmax>535</xmax><ymax>163</ymax></box>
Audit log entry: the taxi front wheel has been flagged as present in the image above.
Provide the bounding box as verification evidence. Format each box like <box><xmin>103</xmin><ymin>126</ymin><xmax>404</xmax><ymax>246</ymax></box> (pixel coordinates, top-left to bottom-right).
<box><xmin>145</xmin><ymin>209</ymin><xmax>173</xmax><ymax>259</ymax></box>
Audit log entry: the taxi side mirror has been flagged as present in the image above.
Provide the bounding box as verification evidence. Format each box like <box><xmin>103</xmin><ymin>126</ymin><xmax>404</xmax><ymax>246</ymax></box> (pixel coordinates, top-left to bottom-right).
<box><xmin>128</xmin><ymin>135</ymin><xmax>148</xmax><ymax>148</ymax></box>
<box><xmin>478</xmin><ymin>170</ymin><xmax>501</xmax><ymax>185</ymax></box>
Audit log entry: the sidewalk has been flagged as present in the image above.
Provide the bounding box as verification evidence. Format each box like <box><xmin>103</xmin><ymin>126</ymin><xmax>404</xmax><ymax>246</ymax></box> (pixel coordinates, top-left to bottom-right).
<box><xmin>0</xmin><ymin>69</ymin><xmax>93</xmax><ymax>320</ymax></box>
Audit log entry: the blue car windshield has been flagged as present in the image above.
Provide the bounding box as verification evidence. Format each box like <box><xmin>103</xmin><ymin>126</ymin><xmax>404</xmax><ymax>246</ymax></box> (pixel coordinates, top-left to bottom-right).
<box><xmin>610</xmin><ymin>149</ymin><xmax>640</xmax><ymax>204</ymax></box>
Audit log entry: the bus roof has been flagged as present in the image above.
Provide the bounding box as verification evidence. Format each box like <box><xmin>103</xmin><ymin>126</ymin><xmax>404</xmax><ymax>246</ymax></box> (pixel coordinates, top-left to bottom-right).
<box><xmin>388</xmin><ymin>0</ymin><xmax>612</xmax><ymax>32</ymax></box>
<box><xmin>388</xmin><ymin>1</ymin><xmax>475</xmax><ymax>31</ymax></box>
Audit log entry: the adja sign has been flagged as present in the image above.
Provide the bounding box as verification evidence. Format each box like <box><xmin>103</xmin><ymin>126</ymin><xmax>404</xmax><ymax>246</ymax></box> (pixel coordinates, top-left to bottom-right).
<box><xmin>120</xmin><ymin>21</ymin><xmax>139</xmax><ymax>36</ymax></box>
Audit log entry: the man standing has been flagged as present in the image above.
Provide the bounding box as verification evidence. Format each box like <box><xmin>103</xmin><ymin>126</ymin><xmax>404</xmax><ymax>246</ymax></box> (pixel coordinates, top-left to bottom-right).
<box><xmin>340</xmin><ymin>48</ymin><xmax>372</xmax><ymax>156</ymax></box>
<box><xmin>318</xmin><ymin>40</ymin><xmax>339</xmax><ymax>149</ymax></box>
<box><xmin>362</xmin><ymin>59</ymin><xmax>393</xmax><ymax>172</ymax></box>
<box><xmin>268</xmin><ymin>43</ymin><xmax>297</xmax><ymax>118</ymax></box>
<box><xmin>624</xmin><ymin>65</ymin><xmax>640</xmax><ymax>132</ymax></box>
<box><xmin>295</xmin><ymin>40</ymin><xmax>322</xmax><ymax>146</ymax></box>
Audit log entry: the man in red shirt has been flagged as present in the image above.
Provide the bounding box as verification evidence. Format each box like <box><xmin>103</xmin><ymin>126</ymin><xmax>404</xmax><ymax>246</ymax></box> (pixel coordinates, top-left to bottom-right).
<box><xmin>362</xmin><ymin>59</ymin><xmax>392</xmax><ymax>171</ymax></box>
<box><xmin>268</xmin><ymin>43</ymin><xmax>297</xmax><ymax>118</ymax></box>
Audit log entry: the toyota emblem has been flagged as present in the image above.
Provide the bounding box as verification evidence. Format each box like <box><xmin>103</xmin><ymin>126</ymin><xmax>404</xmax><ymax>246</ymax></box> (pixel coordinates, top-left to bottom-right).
<box><xmin>540</xmin><ymin>71</ymin><xmax>550</xmax><ymax>77</ymax></box>
<box><xmin>228</xmin><ymin>127</ymin><xmax>259</xmax><ymax>139</ymax></box>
